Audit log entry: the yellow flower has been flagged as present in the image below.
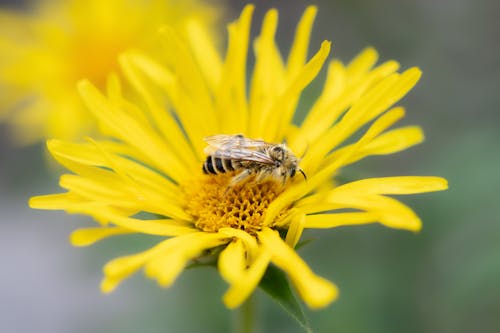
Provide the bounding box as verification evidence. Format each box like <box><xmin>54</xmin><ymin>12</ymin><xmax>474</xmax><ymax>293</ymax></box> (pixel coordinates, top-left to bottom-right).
<box><xmin>29</xmin><ymin>5</ymin><xmax>448</xmax><ymax>309</ymax></box>
<box><xmin>0</xmin><ymin>0</ymin><xmax>221</xmax><ymax>144</ymax></box>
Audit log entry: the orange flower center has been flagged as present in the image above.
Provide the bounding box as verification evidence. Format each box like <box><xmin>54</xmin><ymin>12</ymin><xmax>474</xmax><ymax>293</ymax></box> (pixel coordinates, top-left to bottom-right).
<box><xmin>183</xmin><ymin>173</ymin><xmax>285</xmax><ymax>235</ymax></box>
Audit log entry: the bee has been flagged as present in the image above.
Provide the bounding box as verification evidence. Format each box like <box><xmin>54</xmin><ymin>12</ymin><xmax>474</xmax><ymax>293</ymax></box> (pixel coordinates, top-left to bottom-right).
<box><xmin>202</xmin><ymin>134</ymin><xmax>306</xmax><ymax>187</ymax></box>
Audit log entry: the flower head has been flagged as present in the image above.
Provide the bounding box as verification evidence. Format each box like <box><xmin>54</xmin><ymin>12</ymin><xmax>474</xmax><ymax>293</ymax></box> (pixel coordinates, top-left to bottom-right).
<box><xmin>0</xmin><ymin>0</ymin><xmax>221</xmax><ymax>144</ymax></box>
<box><xmin>30</xmin><ymin>5</ymin><xmax>447</xmax><ymax>309</ymax></box>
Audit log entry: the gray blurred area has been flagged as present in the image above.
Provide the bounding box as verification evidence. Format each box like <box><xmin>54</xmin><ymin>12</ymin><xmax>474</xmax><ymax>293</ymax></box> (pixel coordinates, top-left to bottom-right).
<box><xmin>1</xmin><ymin>0</ymin><xmax>499</xmax><ymax>332</ymax></box>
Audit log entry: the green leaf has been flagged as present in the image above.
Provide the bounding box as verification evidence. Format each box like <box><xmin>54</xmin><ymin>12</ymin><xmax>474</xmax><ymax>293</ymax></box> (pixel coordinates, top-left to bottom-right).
<box><xmin>259</xmin><ymin>265</ymin><xmax>312</xmax><ymax>332</ymax></box>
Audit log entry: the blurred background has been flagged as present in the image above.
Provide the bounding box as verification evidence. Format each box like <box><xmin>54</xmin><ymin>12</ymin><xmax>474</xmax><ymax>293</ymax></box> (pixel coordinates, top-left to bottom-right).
<box><xmin>1</xmin><ymin>0</ymin><xmax>499</xmax><ymax>332</ymax></box>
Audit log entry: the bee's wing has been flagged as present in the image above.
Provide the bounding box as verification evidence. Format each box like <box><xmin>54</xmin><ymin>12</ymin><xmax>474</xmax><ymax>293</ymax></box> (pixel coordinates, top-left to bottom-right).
<box><xmin>211</xmin><ymin>148</ymin><xmax>275</xmax><ymax>164</ymax></box>
<box><xmin>204</xmin><ymin>134</ymin><xmax>269</xmax><ymax>151</ymax></box>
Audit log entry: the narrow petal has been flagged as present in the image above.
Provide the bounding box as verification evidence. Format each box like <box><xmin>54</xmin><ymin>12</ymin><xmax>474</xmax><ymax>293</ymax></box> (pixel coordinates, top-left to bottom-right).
<box><xmin>46</xmin><ymin>139</ymin><xmax>181</xmax><ymax>200</ymax></box>
<box><xmin>345</xmin><ymin>47</ymin><xmax>378</xmax><ymax>79</ymax></box>
<box><xmin>303</xmin><ymin>106</ymin><xmax>406</xmax><ymax>174</ymax></box>
<box><xmin>248</xmin><ymin>8</ymin><xmax>284</xmax><ymax>138</ymax></box>
<box><xmin>326</xmin><ymin>193</ymin><xmax>423</xmax><ymax>231</ymax></box>
<box><xmin>185</xmin><ymin>18</ymin><xmax>223</xmax><ymax>93</ymax></box>
<box><xmin>334</xmin><ymin>176</ymin><xmax>449</xmax><ymax>195</ymax></box>
<box><xmin>290</xmin><ymin>58</ymin><xmax>400</xmax><ymax>154</ymax></box>
<box><xmin>218</xmin><ymin>227</ymin><xmax>259</xmax><ymax>262</ymax></box>
<box><xmin>304</xmin><ymin>212</ymin><xmax>378</xmax><ymax>228</ymax></box>
<box><xmin>77</xmin><ymin>80</ymin><xmax>191</xmax><ymax>182</ymax></box>
<box><xmin>218</xmin><ymin>239</ymin><xmax>246</xmax><ymax>283</ymax></box>
<box><xmin>222</xmin><ymin>248</ymin><xmax>272</xmax><ymax>309</ymax></box>
<box><xmin>303</xmin><ymin>107</ymin><xmax>408</xmax><ymax>189</ymax></box>
<box><xmin>118</xmin><ymin>52</ymin><xmax>199</xmax><ymax>169</ymax></box>
<box><xmin>101</xmin><ymin>238</ymin><xmax>174</xmax><ymax>293</ymax></box>
<box><xmin>215</xmin><ymin>4</ymin><xmax>254</xmax><ymax>134</ymax></box>
<box><xmin>267</xmin><ymin>40</ymin><xmax>331</xmax><ymax>141</ymax></box>
<box><xmin>286</xmin><ymin>6</ymin><xmax>317</xmax><ymax>76</ymax></box>
<box><xmin>158</xmin><ymin>27</ymin><xmax>219</xmax><ymax>150</ymax></box>
<box><xmin>323</xmin><ymin>126</ymin><xmax>424</xmax><ymax>167</ymax></box>
<box><xmin>301</xmin><ymin>67</ymin><xmax>421</xmax><ymax>172</ymax></box>
<box><xmin>285</xmin><ymin>214</ymin><xmax>306</xmax><ymax>248</ymax></box>
<box><xmin>29</xmin><ymin>193</ymin><xmax>81</xmax><ymax>210</ymax></box>
<box><xmin>360</xmin><ymin>126</ymin><xmax>424</xmax><ymax>156</ymax></box>
<box><xmin>98</xmin><ymin>211</ymin><xmax>195</xmax><ymax>236</ymax></box>
<box><xmin>357</xmin><ymin>67</ymin><xmax>422</xmax><ymax>126</ymax></box>
<box><xmin>258</xmin><ymin>228</ymin><xmax>338</xmax><ymax>309</ymax></box>
<box><xmin>264</xmin><ymin>106</ymin><xmax>409</xmax><ymax>226</ymax></box>
<box><xmin>57</xmin><ymin>173</ymin><xmax>189</xmax><ymax>220</ymax></box>
<box><xmin>144</xmin><ymin>233</ymin><xmax>228</xmax><ymax>287</ymax></box>
<box><xmin>70</xmin><ymin>227</ymin><xmax>135</xmax><ymax>247</ymax></box>
<box><xmin>102</xmin><ymin>232</ymin><xmax>227</xmax><ymax>293</ymax></box>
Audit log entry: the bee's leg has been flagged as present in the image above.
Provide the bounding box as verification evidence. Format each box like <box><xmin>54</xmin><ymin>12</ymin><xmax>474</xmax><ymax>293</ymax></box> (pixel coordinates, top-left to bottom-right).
<box><xmin>229</xmin><ymin>169</ymin><xmax>252</xmax><ymax>187</ymax></box>
<box><xmin>255</xmin><ymin>170</ymin><xmax>270</xmax><ymax>183</ymax></box>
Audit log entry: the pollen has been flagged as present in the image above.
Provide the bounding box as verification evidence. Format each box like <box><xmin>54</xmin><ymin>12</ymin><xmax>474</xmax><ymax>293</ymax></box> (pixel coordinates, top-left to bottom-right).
<box><xmin>183</xmin><ymin>174</ymin><xmax>286</xmax><ymax>235</ymax></box>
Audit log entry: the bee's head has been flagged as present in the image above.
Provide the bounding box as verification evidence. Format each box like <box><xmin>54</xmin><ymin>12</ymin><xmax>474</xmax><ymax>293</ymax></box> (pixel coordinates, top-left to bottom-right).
<box><xmin>269</xmin><ymin>145</ymin><xmax>287</xmax><ymax>163</ymax></box>
<box><xmin>270</xmin><ymin>144</ymin><xmax>307</xmax><ymax>183</ymax></box>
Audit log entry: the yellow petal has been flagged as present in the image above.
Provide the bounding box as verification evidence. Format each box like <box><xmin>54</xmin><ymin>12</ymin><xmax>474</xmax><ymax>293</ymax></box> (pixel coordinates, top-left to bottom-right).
<box><xmin>185</xmin><ymin>18</ymin><xmax>223</xmax><ymax>93</ymax></box>
<box><xmin>77</xmin><ymin>80</ymin><xmax>191</xmax><ymax>182</ymax></box>
<box><xmin>358</xmin><ymin>67</ymin><xmax>422</xmax><ymax>126</ymax></box>
<box><xmin>118</xmin><ymin>52</ymin><xmax>199</xmax><ymax>170</ymax></box>
<box><xmin>215</xmin><ymin>4</ymin><xmax>254</xmax><ymax>134</ymax></box>
<box><xmin>29</xmin><ymin>193</ymin><xmax>79</xmax><ymax>210</ymax></box>
<box><xmin>361</xmin><ymin>126</ymin><xmax>424</xmax><ymax>156</ymax></box>
<box><xmin>218</xmin><ymin>227</ymin><xmax>259</xmax><ymax>262</ymax></box>
<box><xmin>303</xmin><ymin>106</ymin><xmax>406</xmax><ymax>174</ymax></box>
<box><xmin>262</xmin><ymin>105</ymin><xmax>408</xmax><ymax>226</ymax></box>
<box><xmin>285</xmin><ymin>214</ymin><xmax>306</xmax><ymax>248</ymax></box>
<box><xmin>158</xmin><ymin>26</ymin><xmax>218</xmax><ymax>150</ymax></box>
<box><xmin>144</xmin><ymin>232</ymin><xmax>228</xmax><ymax>287</ymax></box>
<box><xmin>101</xmin><ymin>238</ymin><xmax>175</xmax><ymax>293</ymax></box>
<box><xmin>303</xmin><ymin>106</ymin><xmax>408</xmax><ymax>191</ymax></box>
<box><xmin>70</xmin><ymin>227</ymin><xmax>135</xmax><ymax>247</ymax></box>
<box><xmin>222</xmin><ymin>248</ymin><xmax>272</xmax><ymax>309</ymax></box>
<box><xmin>345</xmin><ymin>47</ymin><xmax>378</xmax><ymax>79</ymax></box>
<box><xmin>326</xmin><ymin>192</ymin><xmax>423</xmax><ymax>232</ymax></box>
<box><xmin>47</xmin><ymin>139</ymin><xmax>181</xmax><ymax>201</ymax></box>
<box><xmin>98</xmin><ymin>211</ymin><xmax>195</xmax><ymax>236</ymax></box>
<box><xmin>324</xmin><ymin>126</ymin><xmax>424</xmax><ymax>167</ymax></box>
<box><xmin>218</xmin><ymin>239</ymin><xmax>246</xmax><ymax>283</ymax></box>
<box><xmin>335</xmin><ymin>176</ymin><xmax>449</xmax><ymax>195</ymax></box>
<box><xmin>286</xmin><ymin>6</ymin><xmax>317</xmax><ymax>76</ymax></box>
<box><xmin>258</xmin><ymin>228</ymin><xmax>338</xmax><ymax>309</ymax></box>
<box><xmin>248</xmin><ymin>8</ymin><xmax>283</xmax><ymax>138</ymax></box>
<box><xmin>290</xmin><ymin>58</ymin><xmax>400</xmax><ymax>154</ymax></box>
<box><xmin>304</xmin><ymin>212</ymin><xmax>378</xmax><ymax>228</ymax></box>
<box><xmin>102</xmin><ymin>232</ymin><xmax>227</xmax><ymax>293</ymax></box>
<box><xmin>306</xmin><ymin>67</ymin><xmax>421</xmax><ymax>168</ymax></box>
<box><xmin>268</xmin><ymin>40</ymin><xmax>331</xmax><ymax>141</ymax></box>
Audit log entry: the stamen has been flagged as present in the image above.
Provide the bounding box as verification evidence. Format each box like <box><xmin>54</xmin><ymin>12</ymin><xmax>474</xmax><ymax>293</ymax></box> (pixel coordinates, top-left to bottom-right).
<box><xmin>183</xmin><ymin>174</ymin><xmax>287</xmax><ymax>235</ymax></box>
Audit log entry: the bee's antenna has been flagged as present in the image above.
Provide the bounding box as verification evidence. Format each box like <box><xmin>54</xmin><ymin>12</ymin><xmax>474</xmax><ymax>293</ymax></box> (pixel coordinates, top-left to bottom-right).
<box><xmin>299</xmin><ymin>168</ymin><xmax>307</xmax><ymax>181</ymax></box>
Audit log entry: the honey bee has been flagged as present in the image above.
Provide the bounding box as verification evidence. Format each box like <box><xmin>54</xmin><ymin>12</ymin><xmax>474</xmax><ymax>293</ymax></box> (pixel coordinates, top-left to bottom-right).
<box><xmin>202</xmin><ymin>134</ymin><xmax>306</xmax><ymax>187</ymax></box>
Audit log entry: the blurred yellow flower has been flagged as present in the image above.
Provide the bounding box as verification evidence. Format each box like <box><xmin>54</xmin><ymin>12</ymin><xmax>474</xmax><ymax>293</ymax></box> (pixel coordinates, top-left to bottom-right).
<box><xmin>0</xmin><ymin>0</ymin><xmax>221</xmax><ymax>144</ymax></box>
<box><xmin>30</xmin><ymin>5</ymin><xmax>447</xmax><ymax>309</ymax></box>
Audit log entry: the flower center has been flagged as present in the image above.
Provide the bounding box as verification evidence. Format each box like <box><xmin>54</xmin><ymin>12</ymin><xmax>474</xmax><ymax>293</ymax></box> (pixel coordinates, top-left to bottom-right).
<box><xmin>183</xmin><ymin>173</ymin><xmax>285</xmax><ymax>235</ymax></box>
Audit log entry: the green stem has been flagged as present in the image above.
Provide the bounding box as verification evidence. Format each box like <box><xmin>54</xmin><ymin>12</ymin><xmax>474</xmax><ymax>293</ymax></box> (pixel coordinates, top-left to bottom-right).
<box><xmin>235</xmin><ymin>294</ymin><xmax>257</xmax><ymax>333</ymax></box>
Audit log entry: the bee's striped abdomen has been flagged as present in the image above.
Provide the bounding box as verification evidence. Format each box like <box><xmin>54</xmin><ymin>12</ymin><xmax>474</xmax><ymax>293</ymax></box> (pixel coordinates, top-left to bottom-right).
<box><xmin>203</xmin><ymin>156</ymin><xmax>236</xmax><ymax>174</ymax></box>
<box><xmin>223</xmin><ymin>158</ymin><xmax>235</xmax><ymax>172</ymax></box>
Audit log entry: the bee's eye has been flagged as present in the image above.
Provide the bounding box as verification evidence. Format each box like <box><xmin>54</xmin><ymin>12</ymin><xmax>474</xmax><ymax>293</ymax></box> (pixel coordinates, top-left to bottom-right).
<box><xmin>290</xmin><ymin>168</ymin><xmax>296</xmax><ymax>178</ymax></box>
<box><xmin>272</xmin><ymin>146</ymin><xmax>283</xmax><ymax>153</ymax></box>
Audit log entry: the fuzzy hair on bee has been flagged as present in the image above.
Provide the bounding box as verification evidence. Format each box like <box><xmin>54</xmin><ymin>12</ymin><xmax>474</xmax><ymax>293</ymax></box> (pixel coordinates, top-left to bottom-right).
<box><xmin>202</xmin><ymin>134</ymin><xmax>306</xmax><ymax>187</ymax></box>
